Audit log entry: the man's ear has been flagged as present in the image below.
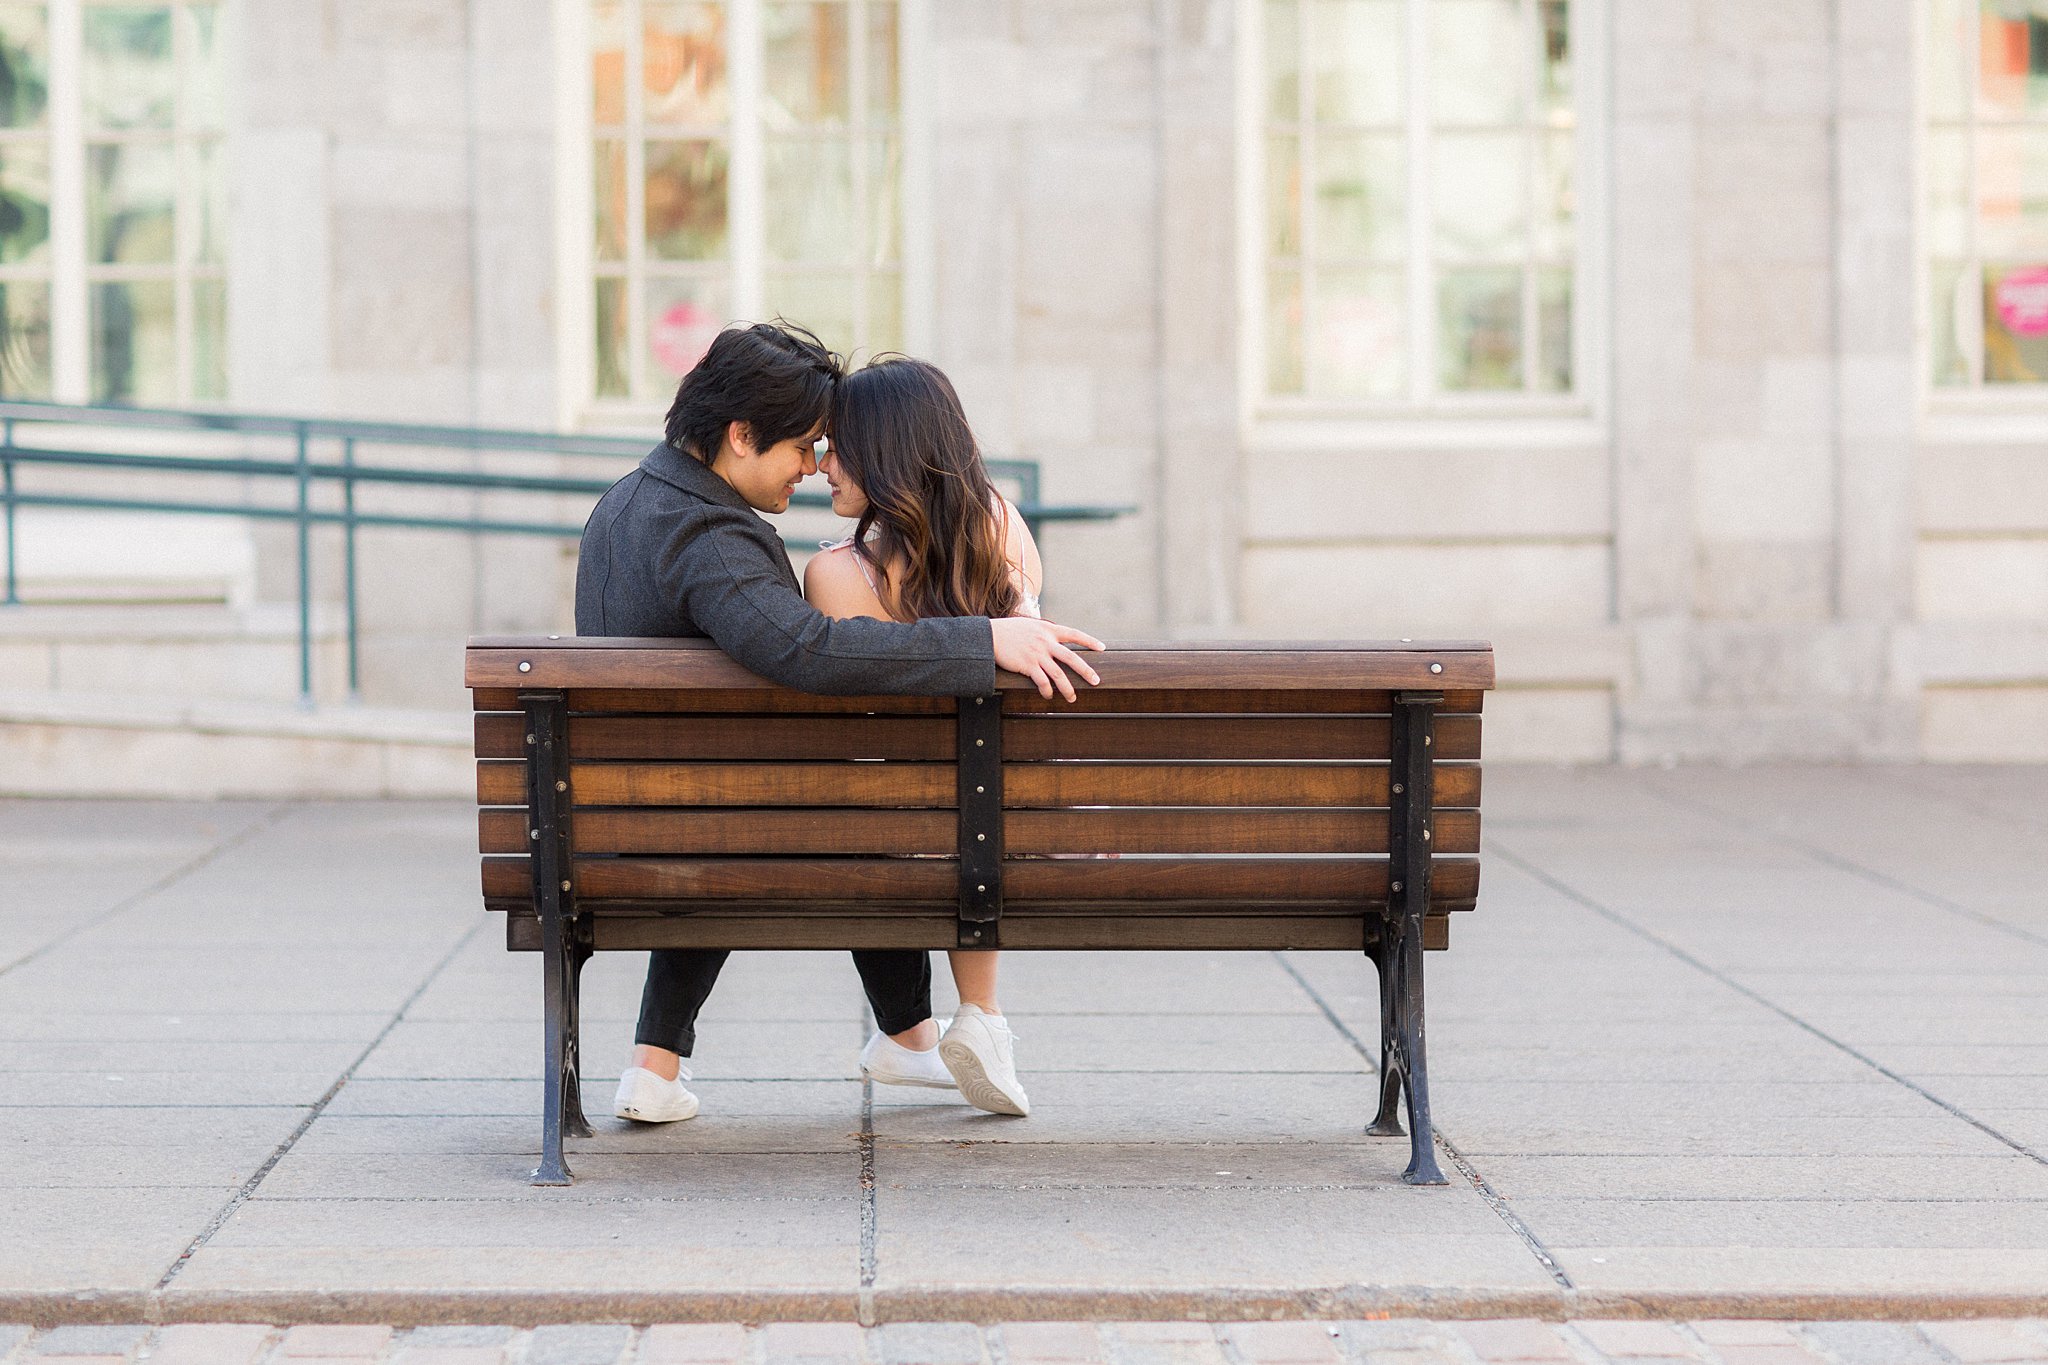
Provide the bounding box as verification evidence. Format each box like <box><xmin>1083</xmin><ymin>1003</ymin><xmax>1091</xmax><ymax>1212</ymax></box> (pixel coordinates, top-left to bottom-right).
<box><xmin>725</xmin><ymin>420</ymin><xmax>756</xmax><ymax>459</ymax></box>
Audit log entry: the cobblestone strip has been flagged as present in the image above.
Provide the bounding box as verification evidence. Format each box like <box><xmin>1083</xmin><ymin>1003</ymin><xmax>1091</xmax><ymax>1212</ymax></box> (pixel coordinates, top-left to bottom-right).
<box><xmin>1</xmin><ymin>1319</ymin><xmax>2046</xmax><ymax>1365</ymax></box>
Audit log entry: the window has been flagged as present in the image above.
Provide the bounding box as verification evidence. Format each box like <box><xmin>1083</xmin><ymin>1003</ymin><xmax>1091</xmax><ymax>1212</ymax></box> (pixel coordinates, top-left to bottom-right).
<box><xmin>1926</xmin><ymin>0</ymin><xmax>2048</xmax><ymax>390</ymax></box>
<box><xmin>586</xmin><ymin>0</ymin><xmax>904</xmax><ymax>408</ymax></box>
<box><xmin>1246</xmin><ymin>0</ymin><xmax>1581</xmax><ymax>414</ymax></box>
<box><xmin>0</xmin><ymin>0</ymin><xmax>223</xmax><ymax>404</ymax></box>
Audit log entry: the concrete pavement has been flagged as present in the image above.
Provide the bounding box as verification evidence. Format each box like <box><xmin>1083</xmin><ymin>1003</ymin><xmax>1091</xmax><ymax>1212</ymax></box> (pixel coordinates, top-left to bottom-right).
<box><xmin>1</xmin><ymin>766</ymin><xmax>2045</xmax><ymax>1326</ymax></box>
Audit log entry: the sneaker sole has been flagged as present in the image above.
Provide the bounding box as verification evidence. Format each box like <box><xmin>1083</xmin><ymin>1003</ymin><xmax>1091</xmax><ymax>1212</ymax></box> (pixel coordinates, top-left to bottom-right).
<box><xmin>938</xmin><ymin>1036</ymin><xmax>1029</xmax><ymax>1116</ymax></box>
<box><xmin>860</xmin><ymin>1066</ymin><xmax>957</xmax><ymax>1090</ymax></box>
<box><xmin>614</xmin><ymin>1097</ymin><xmax>699</xmax><ymax>1123</ymax></box>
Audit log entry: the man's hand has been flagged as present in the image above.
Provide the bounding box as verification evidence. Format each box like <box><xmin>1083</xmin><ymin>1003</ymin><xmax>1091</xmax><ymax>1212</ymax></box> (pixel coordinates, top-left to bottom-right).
<box><xmin>991</xmin><ymin>617</ymin><xmax>1106</xmax><ymax>702</ymax></box>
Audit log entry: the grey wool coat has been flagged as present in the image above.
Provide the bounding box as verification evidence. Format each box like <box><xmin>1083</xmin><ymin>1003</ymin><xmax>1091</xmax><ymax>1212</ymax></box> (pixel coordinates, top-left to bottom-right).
<box><xmin>575</xmin><ymin>442</ymin><xmax>997</xmax><ymax>696</ymax></box>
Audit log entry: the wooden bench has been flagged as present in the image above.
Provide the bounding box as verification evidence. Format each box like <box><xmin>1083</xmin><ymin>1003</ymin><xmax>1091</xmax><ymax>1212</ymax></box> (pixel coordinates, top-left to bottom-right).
<box><xmin>467</xmin><ymin>637</ymin><xmax>1494</xmax><ymax>1187</ymax></box>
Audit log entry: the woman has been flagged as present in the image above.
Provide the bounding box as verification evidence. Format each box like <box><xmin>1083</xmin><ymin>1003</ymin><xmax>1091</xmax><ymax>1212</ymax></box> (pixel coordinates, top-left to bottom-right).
<box><xmin>803</xmin><ymin>357</ymin><xmax>1041</xmax><ymax>1118</ymax></box>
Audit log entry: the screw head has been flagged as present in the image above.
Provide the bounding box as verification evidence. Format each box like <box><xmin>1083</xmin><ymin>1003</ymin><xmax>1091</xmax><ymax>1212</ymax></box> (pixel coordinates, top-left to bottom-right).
<box><xmin>518</xmin><ymin>661</ymin><xmax>531</xmax><ymax>673</ymax></box>
<box><xmin>1423</xmin><ymin>828</ymin><xmax>1432</xmax><ymax>841</ymax></box>
<box><xmin>1392</xmin><ymin>782</ymin><xmax>1404</xmax><ymax>794</ymax></box>
<box><xmin>548</xmin><ymin>634</ymin><xmax>560</xmax><ymax>640</ymax></box>
<box><xmin>528</xmin><ymin>829</ymin><xmax>539</xmax><ymax>841</ymax></box>
<box><xmin>975</xmin><ymin>696</ymin><xmax>984</xmax><ymax>705</ymax></box>
<box><xmin>975</xmin><ymin>738</ymin><xmax>985</xmax><ymax>747</ymax></box>
<box><xmin>1391</xmin><ymin>880</ymin><xmax>1403</xmax><ymax>893</ymax></box>
<box><xmin>554</xmin><ymin>780</ymin><xmax>567</xmax><ymax>793</ymax></box>
<box><xmin>976</xmin><ymin>785</ymin><xmax>986</xmax><ymax>794</ymax></box>
<box><xmin>977</xmin><ymin>884</ymin><xmax>986</xmax><ymax>893</ymax></box>
<box><xmin>560</xmin><ymin>879</ymin><xmax>571</xmax><ymax>891</ymax></box>
<box><xmin>525</xmin><ymin>733</ymin><xmax>536</xmax><ymax>746</ymax></box>
<box><xmin>976</xmin><ymin>832</ymin><xmax>986</xmax><ymax>842</ymax></box>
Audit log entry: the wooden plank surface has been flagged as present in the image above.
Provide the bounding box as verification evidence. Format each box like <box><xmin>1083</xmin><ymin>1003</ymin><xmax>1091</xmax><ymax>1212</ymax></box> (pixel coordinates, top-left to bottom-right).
<box><xmin>1005</xmin><ymin>714</ymin><xmax>1480</xmax><ymax>761</ymax></box>
<box><xmin>570</xmin><ymin>762</ymin><xmax>958</xmax><ymax>809</ymax></box>
<box><xmin>1004</xmin><ymin>807</ymin><xmax>1480</xmax><ymax>856</ymax></box>
<box><xmin>467</xmin><ymin>638</ymin><xmax>1496</xmax><ymax>691</ymax></box>
<box><xmin>471</xmin><ymin>686</ymin><xmax>1486</xmax><ymax>717</ymax></box>
<box><xmin>482</xmin><ymin>854</ymin><xmax>1481</xmax><ymax>912</ymax></box>
<box><xmin>503</xmin><ymin>908</ymin><xmax>1451</xmax><ymax>952</ymax></box>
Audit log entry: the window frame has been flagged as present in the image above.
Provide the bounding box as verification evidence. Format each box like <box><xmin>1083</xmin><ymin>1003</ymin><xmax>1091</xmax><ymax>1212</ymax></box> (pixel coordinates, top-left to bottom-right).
<box><xmin>1</xmin><ymin>0</ymin><xmax>227</xmax><ymax>405</ymax></box>
<box><xmin>554</xmin><ymin>0</ymin><xmax>933</xmax><ymax>430</ymax></box>
<box><xmin>1917</xmin><ymin>0</ymin><xmax>2048</xmax><ymax>429</ymax></box>
<box><xmin>1233</xmin><ymin>0</ymin><xmax>1608</xmax><ymax>447</ymax></box>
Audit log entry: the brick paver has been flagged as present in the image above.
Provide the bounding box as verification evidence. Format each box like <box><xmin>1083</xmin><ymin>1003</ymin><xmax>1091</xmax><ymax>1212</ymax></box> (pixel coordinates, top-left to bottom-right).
<box><xmin>1218</xmin><ymin>1321</ymin><xmax>1343</xmax><ymax>1364</ymax></box>
<box><xmin>1919</xmin><ymin>1319</ymin><xmax>2048</xmax><ymax>1363</ymax></box>
<box><xmin>146</xmin><ymin>1323</ymin><xmax>274</xmax><ymax>1365</ymax></box>
<box><xmin>641</xmin><ymin>1323</ymin><xmax>752</xmax><ymax>1364</ymax></box>
<box><xmin>1106</xmin><ymin>1322</ymin><xmax>1224</xmax><ymax>1365</ymax></box>
<box><xmin>1570</xmin><ymin>1320</ymin><xmax>1700</xmax><ymax>1359</ymax></box>
<box><xmin>24</xmin><ymin>1327</ymin><xmax>146</xmax><ymax>1358</ymax></box>
<box><xmin>1452</xmin><ymin>1320</ymin><xmax>1574</xmax><ymax>1362</ymax></box>
<box><xmin>997</xmin><ymin>1323</ymin><xmax>1103</xmax><ymax>1363</ymax></box>
<box><xmin>760</xmin><ymin>1322</ymin><xmax>865</xmax><ymax>1363</ymax></box>
<box><xmin>869</xmin><ymin>1322</ymin><xmax>986</xmax><ymax>1365</ymax></box>
<box><xmin>527</xmin><ymin>1324</ymin><xmax>633</xmax><ymax>1365</ymax></box>
<box><xmin>1688</xmin><ymin>1322</ymin><xmax>1801</xmax><ymax>1347</ymax></box>
<box><xmin>1799</xmin><ymin>1321</ymin><xmax>1948</xmax><ymax>1365</ymax></box>
<box><xmin>277</xmin><ymin>1325</ymin><xmax>396</xmax><ymax>1358</ymax></box>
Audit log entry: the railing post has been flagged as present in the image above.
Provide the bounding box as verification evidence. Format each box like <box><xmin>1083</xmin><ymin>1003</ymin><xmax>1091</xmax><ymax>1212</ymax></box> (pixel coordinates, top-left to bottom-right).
<box><xmin>294</xmin><ymin>422</ymin><xmax>313</xmax><ymax>707</ymax></box>
<box><xmin>2</xmin><ymin>417</ymin><xmax>17</xmax><ymax>606</ymax></box>
<box><xmin>342</xmin><ymin>437</ymin><xmax>360</xmax><ymax>701</ymax></box>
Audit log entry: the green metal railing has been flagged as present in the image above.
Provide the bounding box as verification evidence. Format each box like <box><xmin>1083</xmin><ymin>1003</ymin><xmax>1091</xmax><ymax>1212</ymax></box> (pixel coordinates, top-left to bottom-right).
<box><xmin>0</xmin><ymin>400</ymin><xmax>1132</xmax><ymax>705</ymax></box>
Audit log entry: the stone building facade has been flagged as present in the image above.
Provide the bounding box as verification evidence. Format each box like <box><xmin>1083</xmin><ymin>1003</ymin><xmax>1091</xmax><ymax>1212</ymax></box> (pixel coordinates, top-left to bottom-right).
<box><xmin>7</xmin><ymin>0</ymin><xmax>2044</xmax><ymax>763</ymax></box>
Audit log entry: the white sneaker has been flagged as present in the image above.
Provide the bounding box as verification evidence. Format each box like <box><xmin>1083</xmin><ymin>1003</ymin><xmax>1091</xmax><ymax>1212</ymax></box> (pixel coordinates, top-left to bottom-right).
<box><xmin>938</xmin><ymin>1004</ymin><xmax>1030</xmax><ymax>1116</ymax></box>
<box><xmin>859</xmin><ymin>1029</ymin><xmax>956</xmax><ymax>1089</ymax></box>
<box><xmin>613</xmin><ymin>1064</ymin><xmax>699</xmax><ymax>1123</ymax></box>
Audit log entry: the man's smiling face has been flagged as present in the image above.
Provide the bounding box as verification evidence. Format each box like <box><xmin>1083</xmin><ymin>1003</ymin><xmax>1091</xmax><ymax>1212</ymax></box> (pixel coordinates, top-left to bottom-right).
<box><xmin>713</xmin><ymin>421</ymin><xmax>822</xmax><ymax>514</ymax></box>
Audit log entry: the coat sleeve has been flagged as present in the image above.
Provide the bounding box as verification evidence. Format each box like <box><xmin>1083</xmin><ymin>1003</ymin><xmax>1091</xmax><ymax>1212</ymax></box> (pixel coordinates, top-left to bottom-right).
<box><xmin>666</xmin><ymin>504</ymin><xmax>998</xmax><ymax>696</ymax></box>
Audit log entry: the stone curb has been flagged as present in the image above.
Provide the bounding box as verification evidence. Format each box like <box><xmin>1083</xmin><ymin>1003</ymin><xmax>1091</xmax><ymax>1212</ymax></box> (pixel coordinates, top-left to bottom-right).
<box><xmin>6</xmin><ymin>1288</ymin><xmax>2048</xmax><ymax>1330</ymax></box>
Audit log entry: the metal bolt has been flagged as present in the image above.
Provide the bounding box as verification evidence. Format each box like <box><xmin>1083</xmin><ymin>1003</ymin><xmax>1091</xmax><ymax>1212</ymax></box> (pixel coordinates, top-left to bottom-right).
<box><xmin>1423</xmin><ymin>828</ymin><xmax>1432</xmax><ymax>841</ymax></box>
<box><xmin>1428</xmin><ymin>662</ymin><xmax>1443</xmax><ymax>674</ymax></box>
<box><xmin>560</xmin><ymin>880</ymin><xmax>571</xmax><ymax>891</ymax></box>
<box><xmin>975</xmin><ymin>696</ymin><xmax>984</xmax><ymax>705</ymax></box>
<box><xmin>548</xmin><ymin>634</ymin><xmax>560</xmax><ymax>640</ymax></box>
<box><xmin>976</xmin><ymin>833</ymin><xmax>986</xmax><ymax>842</ymax></box>
<box><xmin>518</xmin><ymin>661</ymin><xmax>531</xmax><ymax>673</ymax></box>
<box><xmin>1391</xmin><ymin>880</ymin><xmax>1403</xmax><ymax>893</ymax></box>
<box><xmin>1401</xmin><ymin>637</ymin><xmax>1412</xmax><ymax>643</ymax></box>
<box><xmin>1425</xmin><ymin>735</ymin><xmax>1432</xmax><ymax>746</ymax></box>
<box><xmin>525</xmin><ymin>733</ymin><xmax>536</xmax><ymax>746</ymax></box>
<box><xmin>1392</xmin><ymin>783</ymin><xmax>1404</xmax><ymax>795</ymax></box>
<box><xmin>555</xmin><ymin>780</ymin><xmax>567</xmax><ymax>793</ymax></box>
<box><xmin>976</xmin><ymin>785</ymin><xmax>985</xmax><ymax>794</ymax></box>
<box><xmin>977</xmin><ymin>884</ymin><xmax>986</xmax><ymax>893</ymax></box>
<box><xmin>528</xmin><ymin>829</ymin><xmax>539</xmax><ymax>841</ymax></box>
<box><xmin>975</xmin><ymin>738</ymin><xmax>985</xmax><ymax>747</ymax></box>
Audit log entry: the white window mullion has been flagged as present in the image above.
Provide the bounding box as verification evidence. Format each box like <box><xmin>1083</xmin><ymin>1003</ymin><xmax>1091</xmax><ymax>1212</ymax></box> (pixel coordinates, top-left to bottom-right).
<box><xmin>173</xmin><ymin>7</ymin><xmax>193</xmax><ymax>403</ymax></box>
<box><xmin>624</xmin><ymin>0</ymin><xmax>646</xmax><ymax>399</ymax></box>
<box><xmin>48</xmin><ymin>0</ymin><xmax>86</xmax><ymax>403</ymax></box>
<box><xmin>1297</xmin><ymin>4</ymin><xmax>1316</xmax><ymax>392</ymax></box>
<box><xmin>729</xmin><ymin>0</ymin><xmax>765</xmax><ymax>321</ymax></box>
<box><xmin>1519</xmin><ymin>0</ymin><xmax>1538</xmax><ymax>392</ymax></box>
<box><xmin>900</xmin><ymin>0</ymin><xmax>933</xmax><ymax>355</ymax></box>
<box><xmin>1963</xmin><ymin>15</ymin><xmax>1983</xmax><ymax>390</ymax></box>
<box><xmin>850</xmin><ymin>0</ymin><xmax>871</xmax><ymax>349</ymax></box>
<box><xmin>1404</xmin><ymin>0</ymin><xmax>1431</xmax><ymax>402</ymax></box>
<box><xmin>553</xmin><ymin>0</ymin><xmax>594</xmax><ymax>423</ymax></box>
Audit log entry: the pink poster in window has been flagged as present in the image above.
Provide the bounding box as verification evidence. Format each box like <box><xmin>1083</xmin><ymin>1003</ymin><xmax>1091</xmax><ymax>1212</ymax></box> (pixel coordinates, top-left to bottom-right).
<box><xmin>1994</xmin><ymin>266</ymin><xmax>2048</xmax><ymax>337</ymax></box>
<box><xmin>651</xmin><ymin>300</ymin><xmax>719</xmax><ymax>376</ymax></box>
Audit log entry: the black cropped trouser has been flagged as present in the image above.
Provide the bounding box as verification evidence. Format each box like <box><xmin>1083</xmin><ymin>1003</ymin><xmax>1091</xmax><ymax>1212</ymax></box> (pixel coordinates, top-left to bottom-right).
<box><xmin>633</xmin><ymin>948</ymin><xmax>933</xmax><ymax>1057</ymax></box>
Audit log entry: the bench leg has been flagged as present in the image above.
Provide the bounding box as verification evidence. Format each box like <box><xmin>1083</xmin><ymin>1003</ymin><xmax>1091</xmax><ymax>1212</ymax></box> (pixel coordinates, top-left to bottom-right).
<box><xmin>562</xmin><ymin>942</ymin><xmax>594</xmax><ymax>1139</ymax></box>
<box><xmin>1365</xmin><ymin>936</ymin><xmax>1406</xmax><ymax>1137</ymax></box>
<box><xmin>1389</xmin><ymin>909</ymin><xmax>1447</xmax><ymax>1186</ymax></box>
<box><xmin>532</xmin><ymin>924</ymin><xmax>575</xmax><ymax>1187</ymax></box>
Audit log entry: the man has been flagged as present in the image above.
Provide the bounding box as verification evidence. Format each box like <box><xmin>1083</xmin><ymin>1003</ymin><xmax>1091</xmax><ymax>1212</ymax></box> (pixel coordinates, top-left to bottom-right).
<box><xmin>575</xmin><ymin>322</ymin><xmax>1104</xmax><ymax>1123</ymax></box>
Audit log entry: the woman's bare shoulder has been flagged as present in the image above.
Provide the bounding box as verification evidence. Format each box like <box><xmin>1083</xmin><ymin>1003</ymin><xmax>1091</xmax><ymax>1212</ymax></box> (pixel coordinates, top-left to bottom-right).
<box><xmin>803</xmin><ymin>543</ymin><xmax>886</xmax><ymax>620</ymax></box>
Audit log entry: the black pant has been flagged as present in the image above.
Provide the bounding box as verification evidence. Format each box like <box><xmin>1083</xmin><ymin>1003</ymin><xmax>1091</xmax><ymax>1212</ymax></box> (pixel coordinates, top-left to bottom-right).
<box><xmin>633</xmin><ymin>948</ymin><xmax>933</xmax><ymax>1056</ymax></box>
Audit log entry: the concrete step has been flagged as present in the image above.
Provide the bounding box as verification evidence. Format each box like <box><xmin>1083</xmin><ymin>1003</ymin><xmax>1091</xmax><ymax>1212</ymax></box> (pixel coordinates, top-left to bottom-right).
<box><xmin>0</xmin><ymin>689</ymin><xmax>470</xmax><ymax>797</ymax></box>
<box><xmin>0</xmin><ymin>601</ymin><xmax>352</xmax><ymax>707</ymax></box>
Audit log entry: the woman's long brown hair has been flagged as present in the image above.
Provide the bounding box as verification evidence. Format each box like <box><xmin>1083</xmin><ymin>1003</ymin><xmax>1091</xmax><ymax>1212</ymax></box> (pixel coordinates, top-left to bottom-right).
<box><xmin>828</xmin><ymin>358</ymin><xmax>1020</xmax><ymax>622</ymax></box>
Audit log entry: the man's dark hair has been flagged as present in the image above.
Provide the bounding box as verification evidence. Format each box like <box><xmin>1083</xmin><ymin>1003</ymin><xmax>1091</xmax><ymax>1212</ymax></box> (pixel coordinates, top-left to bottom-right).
<box><xmin>664</xmin><ymin>321</ymin><xmax>842</xmax><ymax>463</ymax></box>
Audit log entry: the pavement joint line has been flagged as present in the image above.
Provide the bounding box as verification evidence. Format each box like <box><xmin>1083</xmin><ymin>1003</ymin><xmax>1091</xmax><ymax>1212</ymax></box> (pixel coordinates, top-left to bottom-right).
<box><xmin>1488</xmin><ymin>841</ymin><xmax>2048</xmax><ymax>1171</ymax></box>
<box><xmin>151</xmin><ymin>913</ymin><xmax>492</xmax><ymax>1295</ymax></box>
<box><xmin>0</xmin><ymin>801</ymin><xmax>295</xmax><ymax>982</ymax></box>
<box><xmin>1636</xmin><ymin>770</ymin><xmax>2048</xmax><ymax>955</ymax></box>
<box><xmin>1266</xmin><ymin>951</ymin><xmax>1575</xmax><ymax>1292</ymax></box>
<box><xmin>858</xmin><ymin>1008</ymin><xmax>879</xmax><ymax>1328</ymax></box>
<box><xmin>1843</xmin><ymin>761</ymin><xmax>2048</xmax><ymax>838</ymax></box>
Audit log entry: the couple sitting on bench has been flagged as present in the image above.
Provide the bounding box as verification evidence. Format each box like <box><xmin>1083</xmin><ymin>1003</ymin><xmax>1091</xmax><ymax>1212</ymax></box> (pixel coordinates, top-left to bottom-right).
<box><xmin>574</xmin><ymin>321</ymin><xmax>1106</xmax><ymax>1125</ymax></box>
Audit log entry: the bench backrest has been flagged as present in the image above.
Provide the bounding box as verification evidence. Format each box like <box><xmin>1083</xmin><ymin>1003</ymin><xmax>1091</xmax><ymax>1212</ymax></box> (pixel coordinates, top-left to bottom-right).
<box><xmin>469</xmin><ymin>638</ymin><xmax>1492</xmax><ymax>954</ymax></box>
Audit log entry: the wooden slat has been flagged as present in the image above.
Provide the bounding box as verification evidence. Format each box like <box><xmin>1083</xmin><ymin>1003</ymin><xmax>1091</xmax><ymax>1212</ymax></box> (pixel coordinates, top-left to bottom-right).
<box><xmin>476</xmin><ymin>712</ymin><xmax>526</xmax><ymax>759</ymax></box>
<box><xmin>478</xmin><ymin>760</ymin><xmax>525</xmax><ymax>806</ymax></box>
<box><xmin>504</xmin><ymin>908</ymin><xmax>1451</xmax><ymax>952</ymax></box>
<box><xmin>484</xmin><ymin>855</ymin><xmax>1480</xmax><ymax>911</ymax></box>
<box><xmin>1004</xmin><ymin>714</ymin><xmax>1481</xmax><ymax>761</ymax></box>
<box><xmin>1004</xmin><ymin>763</ymin><xmax>1480</xmax><ymax>809</ymax></box>
<box><xmin>472</xmin><ymin>686</ymin><xmax>1487</xmax><ymax>717</ymax></box>
<box><xmin>571</xmin><ymin>808</ymin><xmax>954</xmax><ymax>856</ymax></box>
<box><xmin>1005</xmin><ymin>808</ymin><xmax>1480</xmax><ymax>856</ymax></box>
<box><xmin>573</xmin><ymin>715</ymin><xmax>954</xmax><ymax>761</ymax></box>
<box><xmin>486</xmin><ymin>759</ymin><xmax>1482</xmax><ymax>810</ymax></box>
<box><xmin>570</xmin><ymin>762</ymin><xmax>957</xmax><ymax>808</ymax></box>
<box><xmin>467</xmin><ymin>638</ymin><xmax>1497</xmax><ymax>691</ymax></box>
<box><xmin>1006</xmin><ymin>687</ymin><xmax>1484</xmax><ymax>715</ymax></box>
<box><xmin>568</xmin><ymin>688</ymin><xmax>955</xmax><ymax>715</ymax></box>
